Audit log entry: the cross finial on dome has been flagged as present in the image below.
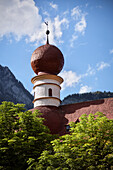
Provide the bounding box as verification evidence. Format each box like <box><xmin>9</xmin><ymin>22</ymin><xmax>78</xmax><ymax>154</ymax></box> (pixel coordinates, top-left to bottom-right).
<box><xmin>45</xmin><ymin>21</ymin><xmax>50</xmax><ymax>44</ymax></box>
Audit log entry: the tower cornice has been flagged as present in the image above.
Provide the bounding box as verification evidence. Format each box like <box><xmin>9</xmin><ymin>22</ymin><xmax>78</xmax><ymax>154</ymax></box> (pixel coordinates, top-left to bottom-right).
<box><xmin>31</xmin><ymin>74</ymin><xmax>64</xmax><ymax>84</ymax></box>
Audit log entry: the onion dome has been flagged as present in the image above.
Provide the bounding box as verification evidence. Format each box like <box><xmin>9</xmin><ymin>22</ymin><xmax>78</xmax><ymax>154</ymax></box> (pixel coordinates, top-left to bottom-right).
<box><xmin>31</xmin><ymin>44</ymin><xmax>64</xmax><ymax>75</ymax></box>
<box><xmin>31</xmin><ymin>22</ymin><xmax>64</xmax><ymax>75</ymax></box>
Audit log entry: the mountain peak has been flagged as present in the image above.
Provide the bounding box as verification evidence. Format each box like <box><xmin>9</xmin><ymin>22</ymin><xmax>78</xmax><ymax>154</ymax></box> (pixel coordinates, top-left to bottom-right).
<box><xmin>0</xmin><ymin>65</ymin><xmax>33</xmax><ymax>109</ymax></box>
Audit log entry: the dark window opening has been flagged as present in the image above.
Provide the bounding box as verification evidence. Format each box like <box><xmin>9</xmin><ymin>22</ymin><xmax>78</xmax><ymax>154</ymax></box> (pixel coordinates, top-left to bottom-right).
<box><xmin>75</xmin><ymin>119</ymin><xmax>80</xmax><ymax>124</ymax></box>
<box><xmin>49</xmin><ymin>88</ymin><xmax>52</xmax><ymax>97</ymax></box>
<box><xmin>65</xmin><ymin>125</ymin><xmax>71</xmax><ymax>132</ymax></box>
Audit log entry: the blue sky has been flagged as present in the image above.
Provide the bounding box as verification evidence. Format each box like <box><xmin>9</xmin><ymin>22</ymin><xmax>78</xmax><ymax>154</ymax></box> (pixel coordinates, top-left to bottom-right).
<box><xmin>0</xmin><ymin>0</ymin><xmax>113</xmax><ymax>100</ymax></box>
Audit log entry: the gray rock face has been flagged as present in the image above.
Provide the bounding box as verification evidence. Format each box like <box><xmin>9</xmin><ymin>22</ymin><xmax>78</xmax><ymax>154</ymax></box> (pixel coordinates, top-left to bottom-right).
<box><xmin>0</xmin><ymin>65</ymin><xmax>33</xmax><ymax>109</ymax></box>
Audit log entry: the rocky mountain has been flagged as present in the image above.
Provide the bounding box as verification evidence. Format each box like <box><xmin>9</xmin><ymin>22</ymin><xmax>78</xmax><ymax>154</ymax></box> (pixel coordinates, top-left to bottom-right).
<box><xmin>0</xmin><ymin>65</ymin><xmax>33</xmax><ymax>109</ymax></box>
<box><xmin>61</xmin><ymin>91</ymin><xmax>113</xmax><ymax>105</ymax></box>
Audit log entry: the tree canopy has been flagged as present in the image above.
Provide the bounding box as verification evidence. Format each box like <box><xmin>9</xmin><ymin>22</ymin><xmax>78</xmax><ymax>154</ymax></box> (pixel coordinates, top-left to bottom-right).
<box><xmin>0</xmin><ymin>101</ymin><xmax>113</xmax><ymax>170</ymax></box>
<box><xmin>31</xmin><ymin>112</ymin><xmax>113</xmax><ymax>170</ymax></box>
<box><xmin>0</xmin><ymin>101</ymin><xmax>54</xmax><ymax>170</ymax></box>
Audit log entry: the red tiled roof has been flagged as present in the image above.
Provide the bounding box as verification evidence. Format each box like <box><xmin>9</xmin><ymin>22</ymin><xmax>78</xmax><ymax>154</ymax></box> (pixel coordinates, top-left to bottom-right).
<box><xmin>30</xmin><ymin>98</ymin><xmax>113</xmax><ymax>135</ymax></box>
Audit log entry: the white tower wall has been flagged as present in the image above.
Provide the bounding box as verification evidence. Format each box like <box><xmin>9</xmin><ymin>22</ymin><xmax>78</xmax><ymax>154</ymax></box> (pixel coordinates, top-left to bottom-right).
<box><xmin>31</xmin><ymin>74</ymin><xmax>63</xmax><ymax>107</ymax></box>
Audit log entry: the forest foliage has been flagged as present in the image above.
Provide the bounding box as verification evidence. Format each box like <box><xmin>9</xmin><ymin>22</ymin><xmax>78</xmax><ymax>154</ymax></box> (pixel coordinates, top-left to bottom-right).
<box><xmin>0</xmin><ymin>101</ymin><xmax>55</xmax><ymax>170</ymax></box>
<box><xmin>0</xmin><ymin>101</ymin><xmax>113</xmax><ymax>170</ymax></box>
<box><xmin>61</xmin><ymin>91</ymin><xmax>113</xmax><ymax>105</ymax></box>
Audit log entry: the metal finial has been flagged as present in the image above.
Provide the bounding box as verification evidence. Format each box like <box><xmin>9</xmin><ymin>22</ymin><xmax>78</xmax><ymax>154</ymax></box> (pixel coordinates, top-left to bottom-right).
<box><xmin>45</xmin><ymin>21</ymin><xmax>50</xmax><ymax>44</ymax></box>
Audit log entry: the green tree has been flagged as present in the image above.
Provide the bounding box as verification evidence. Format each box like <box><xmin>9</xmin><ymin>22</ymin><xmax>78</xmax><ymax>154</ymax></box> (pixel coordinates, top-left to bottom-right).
<box><xmin>0</xmin><ymin>101</ymin><xmax>54</xmax><ymax>170</ymax></box>
<box><xmin>32</xmin><ymin>112</ymin><xmax>113</xmax><ymax>170</ymax></box>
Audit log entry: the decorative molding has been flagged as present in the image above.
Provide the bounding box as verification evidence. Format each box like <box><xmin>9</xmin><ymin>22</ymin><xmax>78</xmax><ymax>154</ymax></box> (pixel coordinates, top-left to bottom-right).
<box><xmin>33</xmin><ymin>96</ymin><xmax>61</xmax><ymax>103</ymax></box>
<box><xmin>31</xmin><ymin>74</ymin><xmax>63</xmax><ymax>84</ymax></box>
<box><xmin>33</xmin><ymin>83</ymin><xmax>61</xmax><ymax>90</ymax></box>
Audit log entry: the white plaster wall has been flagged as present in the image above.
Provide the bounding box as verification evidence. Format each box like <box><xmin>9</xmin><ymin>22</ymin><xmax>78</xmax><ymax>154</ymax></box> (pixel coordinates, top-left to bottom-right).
<box><xmin>34</xmin><ymin>98</ymin><xmax>60</xmax><ymax>107</ymax></box>
<box><xmin>34</xmin><ymin>84</ymin><xmax>60</xmax><ymax>99</ymax></box>
<box><xmin>34</xmin><ymin>86</ymin><xmax>45</xmax><ymax>99</ymax></box>
<box><xmin>34</xmin><ymin>79</ymin><xmax>61</xmax><ymax>86</ymax></box>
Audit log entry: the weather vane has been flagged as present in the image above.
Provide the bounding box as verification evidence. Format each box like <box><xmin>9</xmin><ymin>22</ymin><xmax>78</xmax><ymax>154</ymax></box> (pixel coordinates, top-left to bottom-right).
<box><xmin>45</xmin><ymin>21</ymin><xmax>50</xmax><ymax>44</ymax></box>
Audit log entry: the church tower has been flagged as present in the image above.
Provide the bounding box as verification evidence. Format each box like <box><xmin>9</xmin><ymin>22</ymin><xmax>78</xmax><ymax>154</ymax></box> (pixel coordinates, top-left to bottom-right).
<box><xmin>31</xmin><ymin>24</ymin><xmax>64</xmax><ymax>108</ymax></box>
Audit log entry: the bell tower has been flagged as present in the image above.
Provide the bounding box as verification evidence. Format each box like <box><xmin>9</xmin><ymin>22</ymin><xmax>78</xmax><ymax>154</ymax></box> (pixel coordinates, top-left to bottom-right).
<box><xmin>31</xmin><ymin>23</ymin><xmax>64</xmax><ymax>107</ymax></box>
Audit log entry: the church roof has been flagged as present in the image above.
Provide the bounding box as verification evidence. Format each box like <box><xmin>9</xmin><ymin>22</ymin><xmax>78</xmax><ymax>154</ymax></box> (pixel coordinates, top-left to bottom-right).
<box><xmin>30</xmin><ymin>97</ymin><xmax>113</xmax><ymax>135</ymax></box>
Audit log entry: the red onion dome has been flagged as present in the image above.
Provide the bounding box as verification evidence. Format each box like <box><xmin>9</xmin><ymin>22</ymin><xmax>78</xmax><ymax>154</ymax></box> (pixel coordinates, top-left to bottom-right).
<box><xmin>31</xmin><ymin>44</ymin><xmax>64</xmax><ymax>75</ymax></box>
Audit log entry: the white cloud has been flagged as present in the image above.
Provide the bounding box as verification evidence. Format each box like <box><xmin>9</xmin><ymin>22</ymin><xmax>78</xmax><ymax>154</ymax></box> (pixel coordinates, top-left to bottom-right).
<box><xmin>81</xmin><ymin>64</ymin><xmax>96</xmax><ymax>79</ymax></box>
<box><xmin>96</xmin><ymin>61</ymin><xmax>110</xmax><ymax>71</ymax></box>
<box><xmin>59</xmin><ymin>70</ymin><xmax>81</xmax><ymax>90</ymax></box>
<box><xmin>63</xmin><ymin>10</ymin><xmax>69</xmax><ymax>15</ymax></box>
<box><xmin>59</xmin><ymin>61</ymin><xmax>110</xmax><ymax>92</ymax></box>
<box><xmin>54</xmin><ymin>16</ymin><xmax>69</xmax><ymax>40</ymax></box>
<box><xmin>86</xmin><ymin>64</ymin><xmax>96</xmax><ymax>75</ymax></box>
<box><xmin>79</xmin><ymin>85</ymin><xmax>92</xmax><ymax>94</ymax></box>
<box><xmin>50</xmin><ymin>2</ymin><xmax>58</xmax><ymax>10</ymax></box>
<box><xmin>40</xmin><ymin>16</ymin><xmax>69</xmax><ymax>45</ymax></box>
<box><xmin>71</xmin><ymin>6</ymin><xmax>81</xmax><ymax>20</ymax></box>
<box><xmin>71</xmin><ymin>6</ymin><xmax>87</xmax><ymax>34</ymax></box>
<box><xmin>0</xmin><ymin>0</ymin><xmax>42</xmax><ymax>41</ymax></box>
<box><xmin>110</xmin><ymin>49</ymin><xmax>113</xmax><ymax>54</ymax></box>
<box><xmin>28</xmin><ymin>22</ymin><xmax>46</xmax><ymax>44</ymax></box>
<box><xmin>75</xmin><ymin>16</ymin><xmax>87</xmax><ymax>35</ymax></box>
<box><xmin>0</xmin><ymin>0</ymin><xmax>69</xmax><ymax>45</ymax></box>
<box><xmin>70</xmin><ymin>34</ymin><xmax>78</xmax><ymax>47</ymax></box>
<box><xmin>70</xmin><ymin>6</ymin><xmax>87</xmax><ymax>47</ymax></box>
<box><xmin>43</xmin><ymin>11</ymin><xmax>50</xmax><ymax>17</ymax></box>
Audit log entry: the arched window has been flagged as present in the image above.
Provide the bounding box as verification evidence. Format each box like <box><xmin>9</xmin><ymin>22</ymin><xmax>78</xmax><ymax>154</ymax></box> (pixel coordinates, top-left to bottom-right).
<box><xmin>48</xmin><ymin>88</ymin><xmax>52</xmax><ymax>97</ymax></box>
